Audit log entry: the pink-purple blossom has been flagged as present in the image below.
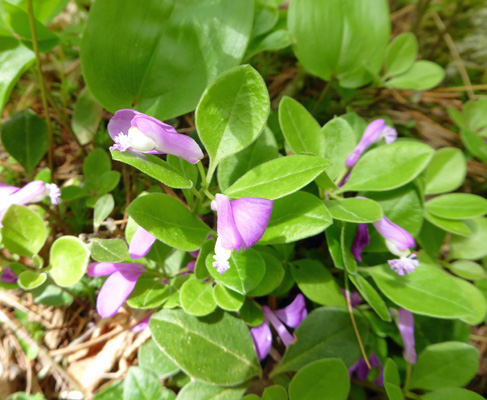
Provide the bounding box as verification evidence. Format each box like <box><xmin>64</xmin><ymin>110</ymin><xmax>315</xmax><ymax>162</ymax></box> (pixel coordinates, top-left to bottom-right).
<box><xmin>349</xmin><ymin>353</ymin><xmax>384</xmax><ymax>387</ymax></box>
<box><xmin>87</xmin><ymin>262</ymin><xmax>146</xmax><ymax>318</ymax></box>
<box><xmin>211</xmin><ymin>194</ymin><xmax>273</xmax><ymax>274</ymax></box>
<box><xmin>128</xmin><ymin>226</ymin><xmax>157</xmax><ymax>259</ymax></box>
<box><xmin>0</xmin><ymin>266</ymin><xmax>18</xmax><ymax>283</ymax></box>
<box><xmin>108</xmin><ymin>109</ymin><xmax>203</xmax><ymax>164</ymax></box>
<box><xmin>397</xmin><ymin>308</ymin><xmax>417</xmax><ymax>364</ymax></box>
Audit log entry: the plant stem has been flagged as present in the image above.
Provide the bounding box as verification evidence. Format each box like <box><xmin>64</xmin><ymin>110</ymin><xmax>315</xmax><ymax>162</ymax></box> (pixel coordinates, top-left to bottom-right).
<box><xmin>27</xmin><ymin>0</ymin><xmax>55</xmax><ymax>180</ymax></box>
<box><xmin>312</xmin><ymin>76</ymin><xmax>335</xmax><ymax>115</ymax></box>
<box><xmin>197</xmin><ymin>161</ymin><xmax>215</xmax><ymax>200</ymax></box>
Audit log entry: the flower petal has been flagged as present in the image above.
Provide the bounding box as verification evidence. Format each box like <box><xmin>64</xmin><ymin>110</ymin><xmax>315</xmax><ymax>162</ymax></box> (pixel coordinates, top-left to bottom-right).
<box><xmin>230</xmin><ymin>197</ymin><xmax>273</xmax><ymax>250</ymax></box>
<box><xmin>0</xmin><ymin>183</ymin><xmax>19</xmax><ymax>197</ymax></box>
<box><xmin>274</xmin><ymin>294</ymin><xmax>307</xmax><ymax>329</ymax></box>
<box><xmin>2</xmin><ymin>181</ymin><xmax>45</xmax><ymax>208</ymax></box>
<box><xmin>129</xmin><ymin>227</ymin><xmax>157</xmax><ymax>259</ymax></box>
<box><xmin>0</xmin><ymin>266</ymin><xmax>18</xmax><ymax>283</ymax></box>
<box><xmin>397</xmin><ymin>308</ymin><xmax>417</xmax><ymax>364</ymax></box>
<box><xmin>352</xmin><ymin>223</ymin><xmax>370</xmax><ymax>262</ymax></box>
<box><xmin>263</xmin><ymin>306</ymin><xmax>295</xmax><ymax>347</ymax></box>
<box><xmin>373</xmin><ymin>216</ymin><xmax>415</xmax><ymax>252</ymax></box>
<box><xmin>215</xmin><ymin>194</ymin><xmax>242</xmax><ymax>251</ymax></box>
<box><xmin>87</xmin><ymin>262</ymin><xmax>146</xmax><ymax>277</ymax></box>
<box><xmin>96</xmin><ymin>270</ymin><xmax>142</xmax><ymax>318</ymax></box>
<box><xmin>131</xmin><ymin>314</ymin><xmax>152</xmax><ymax>333</ymax></box>
<box><xmin>346</xmin><ymin>119</ymin><xmax>386</xmax><ymax>167</ymax></box>
<box><xmin>107</xmin><ymin>109</ymin><xmax>139</xmax><ymax>141</ymax></box>
<box><xmin>250</xmin><ymin>322</ymin><xmax>272</xmax><ymax>361</ymax></box>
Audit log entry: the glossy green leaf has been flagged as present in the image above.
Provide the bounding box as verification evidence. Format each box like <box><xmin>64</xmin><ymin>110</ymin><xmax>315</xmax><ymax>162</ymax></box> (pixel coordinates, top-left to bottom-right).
<box><xmin>123</xmin><ymin>367</ymin><xmax>175</xmax><ymax>400</ymax></box>
<box><xmin>244</xmin><ymin>29</ymin><xmax>293</xmax><ymax>61</ymax></box>
<box><xmin>92</xmin><ymin>381</ymin><xmax>124</xmax><ymax>400</ymax></box>
<box><xmin>324</xmin><ymin>198</ymin><xmax>383</xmax><ymax>223</ymax></box>
<box><xmin>90</xmin><ymin>239</ymin><xmax>128</xmax><ymax>263</ymax></box>
<box><xmin>81</xmin><ymin>0</ymin><xmax>254</xmax><ymax>120</ymax></box>
<box><xmin>225</xmin><ymin>155</ymin><xmax>330</xmax><ymax>200</ymax></box>
<box><xmin>463</xmin><ymin>98</ymin><xmax>487</xmax><ymax>132</ymax></box>
<box><xmin>288</xmin><ymin>0</ymin><xmax>390</xmax><ymax>88</ymax></box>
<box><xmin>260</xmin><ymin>191</ymin><xmax>332</xmax><ymax>244</ymax></box>
<box><xmin>424</xmin><ymin>147</ymin><xmax>466</xmax><ymax>195</ymax></box>
<box><xmin>247</xmin><ymin>251</ymin><xmax>285</xmax><ymax>297</ymax></box>
<box><xmin>410</xmin><ymin>342</ymin><xmax>479</xmax><ymax>390</ymax></box>
<box><xmin>206</xmin><ymin>249</ymin><xmax>265</xmax><ymax>295</ymax></box>
<box><xmin>138</xmin><ymin>338</ymin><xmax>179</xmax><ymax>379</ymax></box>
<box><xmin>150</xmin><ymin>309</ymin><xmax>261</xmax><ymax>385</ymax></box>
<box><xmin>453</xmin><ymin>277</ymin><xmax>487</xmax><ymax>325</ymax></box>
<box><xmin>128</xmin><ymin>194</ymin><xmax>211</xmax><ymax>251</ymax></box>
<box><xmin>239</xmin><ymin>298</ymin><xmax>265</xmax><ymax>327</ymax></box>
<box><xmin>111</xmin><ymin>150</ymin><xmax>192</xmax><ymax>189</ymax></box>
<box><xmin>279</xmin><ymin>96</ymin><xmax>325</xmax><ymax>157</ymax></box>
<box><xmin>290</xmin><ymin>259</ymin><xmax>345</xmax><ymax>306</ymax></box>
<box><xmin>460</xmin><ymin>129</ymin><xmax>487</xmax><ymax>164</ymax></box>
<box><xmin>180</xmin><ymin>279</ymin><xmax>217</xmax><ymax>316</ymax></box>
<box><xmin>72</xmin><ymin>86</ymin><xmax>103</xmax><ymax>145</ymax></box>
<box><xmin>425</xmin><ymin>193</ymin><xmax>487</xmax><ymax>220</ymax></box>
<box><xmin>289</xmin><ymin>359</ymin><xmax>349</xmax><ymax>400</ymax></box>
<box><xmin>384</xmin><ymin>32</ymin><xmax>418</xmax><ymax>78</ymax></box>
<box><xmin>450</xmin><ymin>218</ymin><xmax>487</xmax><ymax>260</ymax></box>
<box><xmin>1</xmin><ymin>205</ymin><xmax>47</xmax><ymax>257</ymax></box>
<box><xmin>349</xmin><ymin>274</ymin><xmax>390</xmax><ymax>321</ymax></box>
<box><xmin>383</xmin><ymin>359</ymin><xmax>403</xmax><ymax>400</ymax></box>
<box><xmin>322</xmin><ymin>117</ymin><xmax>356</xmax><ymax>180</ymax></box>
<box><xmin>1</xmin><ymin>109</ymin><xmax>48</xmax><ymax>175</ymax></box>
<box><xmin>83</xmin><ymin>148</ymin><xmax>111</xmax><ymax>179</ymax></box>
<box><xmin>18</xmin><ymin>270</ymin><xmax>46</xmax><ymax>290</ymax></box>
<box><xmin>50</xmin><ymin>236</ymin><xmax>90</xmax><ymax>287</ymax></box>
<box><xmin>325</xmin><ymin>222</ymin><xmax>344</xmax><ymax>269</ymax></box>
<box><xmin>194</xmin><ymin>238</ymin><xmax>215</xmax><ymax>280</ymax></box>
<box><xmin>368</xmin><ymin>264</ymin><xmax>475</xmax><ymax>319</ymax></box>
<box><xmin>176</xmin><ymin>381</ymin><xmax>245</xmax><ymax>400</ymax></box>
<box><xmin>127</xmin><ymin>277</ymin><xmax>170</xmax><ymax>309</ymax></box>
<box><xmin>342</xmin><ymin>142</ymin><xmax>434</xmax><ymax>192</ymax></box>
<box><xmin>163</xmin><ymin>275</ymin><xmax>190</xmax><ymax>309</ymax></box>
<box><xmin>213</xmin><ymin>284</ymin><xmax>245</xmax><ymax>311</ymax></box>
<box><xmin>448</xmin><ymin>260</ymin><xmax>487</xmax><ymax>281</ymax></box>
<box><xmin>196</xmin><ymin>65</ymin><xmax>269</xmax><ymax>178</ymax></box>
<box><xmin>386</xmin><ymin>61</ymin><xmax>445</xmax><ymax>91</ymax></box>
<box><xmin>425</xmin><ymin>211</ymin><xmax>471</xmax><ymax>237</ymax></box>
<box><xmin>262</xmin><ymin>385</ymin><xmax>287</xmax><ymax>400</ymax></box>
<box><xmin>341</xmin><ymin>223</ymin><xmax>357</xmax><ymax>274</ymax></box>
<box><xmin>94</xmin><ymin>194</ymin><xmax>114</xmax><ymax>230</ymax></box>
<box><xmin>274</xmin><ymin>307</ymin><xmax>369</xmax><ymax>374</ymax></box>
<box><xmin>422</xmin><ymin>388</ymin><xmax>485</xmax><ymax>400</ymax></box>
<box><xmin>5</xmin><ymin>0</ymin><xmax>69</xmax><ymax>24</ymax></box>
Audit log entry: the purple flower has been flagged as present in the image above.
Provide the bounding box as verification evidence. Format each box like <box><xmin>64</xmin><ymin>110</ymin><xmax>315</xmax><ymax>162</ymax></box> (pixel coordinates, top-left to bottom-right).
<box><xmin>349</xmin><ymin>353</ymin><xmax>384</xmax><ymax>387</ymax></box>
<box><xmin>0</xmin><ymin>266</ymin><xmax>18</xmax><ymax>283</ymax></box>
<box><xmin>108</xmin><ymin>109</ymin><xmax>203</xmax><ymax>164</ymax></box>
<box><xmin>131</xmin><ymin>314</ymin><xmax>152</xmax><ymax>333</ymax></box>
<box><xmin>397</xmin><ymin>309</ymin><xmax>417</xmax><ymax>364</ymax></box>
<box><xmin>352</xmin><ymin>224</ymin><xmax>370</xmax><ymax>262</ymax></box>
<box><xmin>129</xmin><ymin>226</ymin><xmax>157</xmax><ymax>259</ymax></box>
<box><xmin>211</xmin><ymin>194</ymin><xmax>273</xmax><ymax>274</ymax></box>
<box><xmin>341</xmin><ymin>288</ymin><xmax>362</xmax><ymax>307</ymax></box>
<box><xmin>0</xmin><ymin>181</ymin><xmax>61</xmax><ymax>222</ymax></box>
<box><xmin>87</xmin><ymin>262</ymin><xmax>146</xmax><ymax>318</ymax></box>
<box><xmin>346</xmin><ymin>119</ymin><xmax>397</xmax><ymax>167</ymax></box>
<box><xmin>250</xmin><ymin>294</ymin><xmax>307</xmax><ymax>361</ymax></box>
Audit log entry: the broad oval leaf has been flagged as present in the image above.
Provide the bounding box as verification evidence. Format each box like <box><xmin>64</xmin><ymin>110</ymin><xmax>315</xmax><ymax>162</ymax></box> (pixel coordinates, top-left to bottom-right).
<box><xmin>425</xmin><ymin>193</ymin><xmax>487</xmax><ymax>220</ymax></box>
<box><xmin>450</xmin><ymin>218</ymin><xmax>487</xmax><ymax>260</ymax></box>
<box><xmin>176</xmin><ymin>381</ymin><xmax>246</xmax><ymax>400</ymax></box>
<box><xmin>342</xmin><ymin>141</ymin><xmax>434</xmax><ymax>192</ymax></box>
<box><xmin>349</xmin><ymin>274</ymin><xmax>391</xmax><ymax>322</ymax></box>
<box><xmin>424</xmin><ymin>147</ymin><xmax>466</xmax><ymax>195</ymax></box>
<box><xmin>225</xmin><ymin>155</ymin><xmax>330</xmax><ymax>200</ymax></box>
<box><xmin>94</xmin><ymin>194</ymin><xmax>114</xmax><ymax>230</ymax></box>
<box><xmin>323</xmin><ymin>117</ymin><xmax>356</xmax><ymax>180</ymax></box>
<box><xmin>260</xmin><ymin>191</ymin><xmax>332</xmax><ymax>244</ymax></box>
<box><xmin>123</xmin><ymin>367</ymin><xmax>175</xmax><ymax>400</ymax></box>
<box><xmin>247</xmin><ymin>251</ymin><xmax>285</xmax><ymax>297</ymax></box>
<box><xmin>50</xmin><ymin>236</ymin><xmax>90</xmax><ymax>287</ymax></box>
<box><xmin>150</xmin><ymin>308</ymin><xmax>261</xmax><ymax>385</ymax></box>
<box><xmin>425</xmin><ymin>211</ymin><xmax>471</xmax><ymax>237</ymax></box>
<box><xmin>128</xmin><ymin>194</ymin><xmax>211</xmax><ymax>251</ymax></box>
<box><xmin>324</xmin><ymin>198</ymin><xmax>383</xmax><ymax>223</ymax></box>
<box><xmin>18</xmin><ymin>271</ymin><xmax>46</xmax><ymax>290</ymax></box>
<box><xmin>213</xmin><ymin>284</ymin><xmax>245</xmax><ymax>311</ymax></box>
<box><xmin>386</xmin><ymin>60</ymin><xmax>445</xmax><ymax>91</ymax></box>
<box><xmin>81</xmin><ymin>0</ymin><xmax>254</xmax><ymax>120</ymax></box>
<box><xmin>90</xmin><ymin>239</ymin><xmax>128</xmax><ymax>263</ymax></box>
<box><xmin>138</xmin><ymin>338</ymin><xmax>179</xmax><ymax>379</ymax></box>
<box><xmin>127</xmin><ymin>277</ymin><xmax>170</xmax><ymax>309</ymax></box>
<box><xmin>448</xmin><ymin>260</ymin><xmax>487</xmax><ymax>281</ymax></box>
<box><xmin>196</xmin><ymin>64</ymin><xmax>270</xmax><ymax>179</ymax></box>
<box><xmin>180</xmin><ymin>279</ymin><xmax>217</xmax><ymax>316</ymax></box>
<box><xmin>384</xmin><ymin>32</ymin><xmax>418</xmax><ymax>78</ymax></box>
<box><xmin>422</xmin><ymin>388</ymin><xmax>485</xmax><ymax>400</ymax></box>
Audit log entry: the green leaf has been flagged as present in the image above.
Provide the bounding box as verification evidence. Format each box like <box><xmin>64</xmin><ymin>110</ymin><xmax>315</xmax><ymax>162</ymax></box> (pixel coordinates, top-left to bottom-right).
<box><xmin>349</xmin><ymin>274</ymin><xmax>390</xmax><ymax>322</ymax></box>
<box><xmin>288</xmin><ymin>359</ymin><xmax>350</xmax><ymax>400</ymax></box>
<box><xmin>1</xmin><ymin>109</ymin><xmax>48</xmax><ymax>175</ymax></box>
<box><xmin>279</xmin><ymin>96</ymin><xmax>325</xmax><ymax>157</ymax></box>
<box><xmin>213</xmin><ymin>284</ymin><xmax>245</xmax><ymax>311</ymax></box>
<box><xmin>341</xmin><ymin>223</ymin><xmax>357</xmax><ymax>274</ymax></box>
<box><xmin>422</xmin><ymin>388</ymin><xmax>485</xmax><ymax>400</ymax></box>
<box><xmin>81</xmin><ymin>0</ymin><xmax>254</xmax><ymax>120</ymax></box>
<box><xmin>94</xmin><ymin>194</ymin><xmax>114</xmax><ymax>230</ymax></box>
<box><xmin>463</xmin><ymin>98</ymin><xmax>487</xmax><ymax>132</ymax></box>
<box><xmin>90</xmin><ymin>239</ymin><xmax>128</xmax><ymax>263</ymax></box>
<box><xmin>206</xmin><ymin>249</ymin><xmax>266</xmax><ymax>295</ymax></box>
<box><xmin>409</xmin><ymin>342</ymin><xmax>479</xmax><ymax>390</ymax></box>
<box><xmin>111</xmin><ymin>150</ymin><xmax>193</xmax><ymax>189</ymax></box>
<box><xmin>383</xmin><ymin>359</ymin><xmax>403</xmax><ymax>400</ymax></box>
<box><xmin>5</xmin><ymin>0</ymin><xmax>69</xmax><ymax>25</ymax></box>
<box><xmin>342</xmin><ymin>142</ymin><xmax>434</xmax><ymax>192</ymax></box>
<box><xmin>274</xmin><ymin>307</ymin><xmax>369</xmax><ymax>374</ymax></box>
<box><xmin>260</xmin><ymin>191</ymin><xmax>332</xmax><ymax>245</ymax></box>
<box><xmin>138</xmin><ymin>338</ymin><xmax>179</xmax><ymax>379</ymax></box>
<box><xmin>424</xmin><ymin>148</ymin><xmax>466</xmax><ymax>195</ymax></box>
<box><xmin>71</xmin><ymin>86</ymin><xmax>103</xmax><ymax>145</ymax></box>
<box><xmin>128</xmin><ymin>194</ymin><xmax>211</xmax><ymax>251</ymax></box>
<box><xmin>425</xmin><ymin>194</ymin><xmax>487</xmax><ymax>220</ymax></box>
<box><xmin>448</xmin><ymin>260</ymin><xmax>487</xmax><ymax>281</ymax></box>
<box><xmin>322</xmin><ymin>117</ymin><xmax>356</xmax><ymax>180</ymax></box>
<box><xmin>127</xmin><ymin>277</ymin><xmax>170</xmax><ymax>309</ymax></box>
<box><xmin>50</xmin><ymin>236</ymin><xmax>90</xmax><ymax>287</ymax></box>
<box><xmin>450</xmin><ymin>218</ymin><xmax>487</xmax><ymax>260</ymax></box>
<box><xmin>180</xmin><ymin>279</ymin><xmax>217</xmax><ymax>316</ymax></box>
<box><xmin>123</xmin><ymin>367</ymin><xmax>175</xmax><ymax>400</ymax></box>
<box><xmin>196</xmin><ymin>64</ymin><xmax>269</xmax><ymax>178</ymax></box>
<box><xmin>244</xmin><ymin>29</ymin><xmax>293</xmax><ymax>61</ymax></box>
<box><xmin>384</xmin><ymin>32</ymin><xmax>418</xmax><ymax>78</ymax></box>
<box><xmin>262</xmin><ymin>385</ymin><xmax>287</xmax><ymax>400</ymax></box>
<box><xmin>92</xmin><ymin>381</ymin><xmax>124</xmax><ymax>400</ymax></box>
<box><xmin>386</xmin><ymin>61</ymin><xmax>445</xmax><ymax>91</ymax></box>
<box><xmin>290</xmin><ymin>259</ymin><xmax>345</xmax><ymax>306</ymax></box>
<box><xmin>194</xmin><ymin>238</ymin><xmax>215</xmax><ymax>280</ymax></box>
<box><xmin>217</xmin><ymin>126</ymin><xmax>279</xmax><ymax>192</ymax></box>
<box><xmin>460</xmin><ymin>128</ymin><xmax>487</xmax><ymax>164</ymax></box>
<box><xmin>83</xmin><ymin>148</ymin><xmax>111</xmax><ymax>180</ymax></box>
<box><xmin>325</xmin><ymin>222</ymin><xmax>344</xmax><ymax>269</ymax></box>
<box><xmin>453</xmin><ymin>277</ymin><xmax>487</xmax><ymax>325</ymax></box>
<box><xmin>424</xmin><ymin>211</ymin><xmax>471</xmax><ymax>237</ymax></box>
<box><xmin>150</xmin><ymin>308</ymin><xmax>261</xmax><ymax>385</ymax></box>
<box><xmin>176</xmin><ymin>381</ymin><xmax>246</xmax><ymax>400</ymax></box>
<box><xmin>368</xmin><ymin>264</ymin><xmax>475</xmax><ymax>319</ymax></box>
<box><xmin>225</xmin><ymin>155</ymin><xmax>330</xmax><ymax>200</ymax></box>
<box><xmin>247</xmin><ymin>251</ymin><xmax>285</xmax><ymax>297</ymax></box>
<box><xmin>288</xmin><ymin>0</ymin><xmax>390</xmax><ymax>88</ymax></box>
<box><xmin>18</xmin><ymin>271</ymin><xmax>46</xmax><ymax>290</ymax></box>
<box><xmin>1</xmin><ymin>205</ymin><xmax>47</xmax><ymax>257</ymax></box>
<box><xmin>324</xmin><ymin>198</ymin><xmax>383</xmax><ymax>223</ymax></box>
<box><xmin>239</xmin><ymin>298</ymin><xmax>264</xmax><ymax>327</ymax></box>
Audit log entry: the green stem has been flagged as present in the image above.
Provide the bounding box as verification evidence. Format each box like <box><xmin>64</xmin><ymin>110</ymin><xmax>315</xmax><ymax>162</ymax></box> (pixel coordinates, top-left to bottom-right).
<box><xmin>404</xmin><ymin>362</ymin><xmax>413</xmax><ymax>390</ymax></box>
<box><xmin>197</xmin><ymin>161</ymin><xmax>207</xmax><ymax>189</ymax></box>
<box><xmin>312</xmin><ymin>76</ymin><xmax>335</xmax><ymax>115</ymax></box>
<box><xmin>334</xmin><ymin>168</ymin><xmax>349</xmax><ymax>187</ymax></box>
<box><xmin>27</xmin><ymin>0</ymin><xmax>55</xmax><ymax>180</ymax></box>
